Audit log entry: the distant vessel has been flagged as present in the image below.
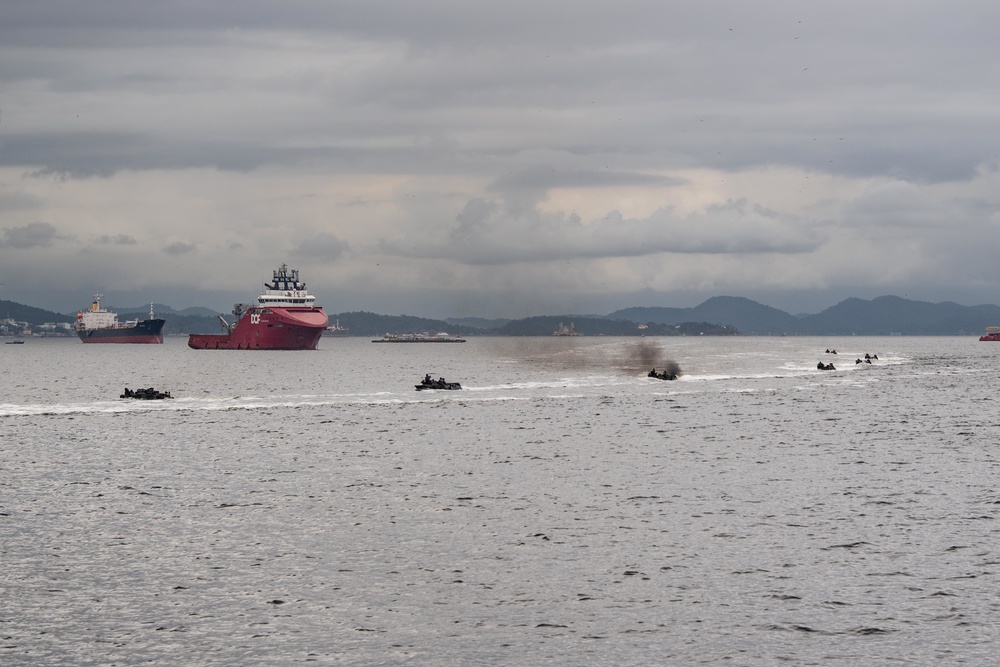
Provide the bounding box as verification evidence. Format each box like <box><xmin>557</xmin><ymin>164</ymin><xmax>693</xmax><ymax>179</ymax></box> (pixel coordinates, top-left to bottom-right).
<box><xmin>415</xmin><ymin>374</ymin><xmax>462</xmax><ymax>390</ymax></box>
<box><xmin>372</xmin><ymin>332</ymin><xmax>466</xmax><ymax>343</ymax></box>
<box><xmin>553</xmin><ymin>322</ymin><xmax>581</xmax><ymax>336</ymax></box>
<box><xmin>324</xmin><ymin>319</ymin><xmax>350</xmax><ymax>337</ymax></box>
<box><xmin>187</xmin><ymin>264</ymin><xmax>328</xmax><ymax>350</ymax></box>
<box><xmin>76</xmin><ymin>296</ymin><xmax>164</xmax><ymax>344</ymax></box>
<box><xmin>980</xmin><ymin>326</ymin><xmax>1000</xmax><ymax>341</ymax></box>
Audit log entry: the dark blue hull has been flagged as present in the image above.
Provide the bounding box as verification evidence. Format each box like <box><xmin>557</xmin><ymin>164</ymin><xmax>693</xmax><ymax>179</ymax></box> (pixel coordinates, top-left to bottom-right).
<box><xmin>77</xmin><ymin>319</ymin><xmax>165</xmax><ymax>343</ymax></box>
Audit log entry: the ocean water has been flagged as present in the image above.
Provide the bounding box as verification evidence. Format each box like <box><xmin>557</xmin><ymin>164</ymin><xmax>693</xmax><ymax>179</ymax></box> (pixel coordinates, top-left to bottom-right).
<box><xmin>2</xmin><ymin>335</ymin><xmax>999</xmax><ymax>666</ymax></box>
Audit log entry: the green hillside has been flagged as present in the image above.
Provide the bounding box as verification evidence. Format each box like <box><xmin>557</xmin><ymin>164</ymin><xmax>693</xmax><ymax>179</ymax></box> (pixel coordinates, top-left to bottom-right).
<box><xmin>1</xmin><ymin>299</ymin><xmax>75</xmax><ymax>325</ymax></box>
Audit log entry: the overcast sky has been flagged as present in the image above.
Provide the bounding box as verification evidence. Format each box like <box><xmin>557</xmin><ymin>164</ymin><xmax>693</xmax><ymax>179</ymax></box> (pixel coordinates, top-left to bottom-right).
<box><xmin>2</xmin><ymin>1</ymin><xmax>999</xmax><ymax>317</ymax></box>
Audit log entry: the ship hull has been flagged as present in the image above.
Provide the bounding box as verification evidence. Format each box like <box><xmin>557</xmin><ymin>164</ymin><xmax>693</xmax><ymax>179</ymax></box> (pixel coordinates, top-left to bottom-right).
<box><xmin>77</xmin><ymin>319</ymin><xmax>165</xmax><ymax>344</ymax></box>
<box><xmin>188</xmin><ymin>307</ymin><xmax>327</xmax><ymax>350</ymax></box>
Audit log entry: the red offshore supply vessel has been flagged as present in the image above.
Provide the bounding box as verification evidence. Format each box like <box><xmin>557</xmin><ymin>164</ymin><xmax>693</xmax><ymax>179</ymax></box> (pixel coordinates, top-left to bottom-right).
<box><xmin>187</xmin><ymin>264</ymin><xmax>328</xmax><ymax>350</ymax></box>
<box><xmin>76</xmin><ymin>296</ymin><xmax>165</xmax><ymax>344</ymax></box>
<box><xmin>981</xmin><ymin>326</ymin><xmax>1000</xmax><ymax>341</ymax></box>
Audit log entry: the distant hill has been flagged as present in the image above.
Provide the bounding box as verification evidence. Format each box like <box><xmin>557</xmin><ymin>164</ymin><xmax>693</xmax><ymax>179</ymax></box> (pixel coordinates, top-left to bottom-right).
<box><xmin>114</xmin><ymin>304</ymin><xmax>221</xmax><ymax>318</ymax></box>
<box><xmin>612</xmin><ymin>296</ymin><xmax>799</xmax><ymax>335</ymax></box>
<box><xmin>329</xmin><ymin>311</ymin><xmax>482</xmax><ymax>338</ymax></box>
<box><xmin>615</xmin><ymin>295</ymin><xmax>1000</xmax><ymax>335</ymax></box>
<box><xmin>491</xmin><ymin>315</ymin><xmax>736</xmax><ymax>336</ymax></box>
<box><xmin>794</xmin><ymin>295</ymin><xmax>1000</xmax><ymax>335</ymax></box>
<box><xmin>110</xmin><ymin>303</ymin><xmax>220</xmax><ymax>336</ymax></box>
<box><xmin>446</xmin><ymin>316</ymin><xmax>512</xmax><ymax>330</ymax></box>
<box><xmin>1</xmin><ymin>299</ymin><xmax>75</xmax><ymax>325</ymax></box>
<box><xmin>6</xmin><ymin>294</ymin><xmax>1000</xmax><ymax>336</ymax></box>
<box><xmin>302</xmin><ymin>312</ymin><xmax>734</xmax><ymax>337</ymax></box>
<box><xmin>114</xmin><ymin>309</ymin><xmax>227</xmax><ymax>336</ymax></box>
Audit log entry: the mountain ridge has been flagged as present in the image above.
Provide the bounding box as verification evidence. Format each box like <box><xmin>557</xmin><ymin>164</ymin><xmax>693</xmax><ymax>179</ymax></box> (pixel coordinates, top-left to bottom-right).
<box><xmin>609</xmin><ymin>295</ymin><xmax>1000</xmax><ymax>335</ymax></box>
<box><xmin>3</xmin><ymin>295</ymin><xmax>999</xmax><ymax>336</ymax></box>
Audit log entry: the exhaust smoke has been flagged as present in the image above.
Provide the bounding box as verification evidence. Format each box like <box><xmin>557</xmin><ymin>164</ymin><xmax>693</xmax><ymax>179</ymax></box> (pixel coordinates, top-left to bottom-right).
<box><xmin>625</xmin><ymin>340</ymin><xmax>682</xmax><ymax>377</ymax></box>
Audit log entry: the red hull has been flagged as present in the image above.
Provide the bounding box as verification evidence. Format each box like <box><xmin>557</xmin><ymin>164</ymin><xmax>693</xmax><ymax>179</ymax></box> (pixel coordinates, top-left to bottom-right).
<box><xmin>188</xmin><ymin>307</ymin><xmax>327</xmax><ymax>350</ymax></box>
<box><xmin>981</xmin><ymin>335</ymin><xmax>1000</xmax><ymax>341</ymax></box>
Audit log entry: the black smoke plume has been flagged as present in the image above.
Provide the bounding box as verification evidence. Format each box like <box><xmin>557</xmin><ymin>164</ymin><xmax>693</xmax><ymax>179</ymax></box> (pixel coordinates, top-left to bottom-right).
<box><xmin>626</xmin><ymin>341</ymin><xmax>682</xmax><ymax>377</ymax></box>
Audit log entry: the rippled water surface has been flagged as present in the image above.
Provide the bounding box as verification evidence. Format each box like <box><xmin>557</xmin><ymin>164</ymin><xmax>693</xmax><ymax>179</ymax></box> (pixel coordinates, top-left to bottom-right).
<box><xmin>2</xmin><ymin>336</ymin><xmax>999</xmax><ymax>665</ymax></box>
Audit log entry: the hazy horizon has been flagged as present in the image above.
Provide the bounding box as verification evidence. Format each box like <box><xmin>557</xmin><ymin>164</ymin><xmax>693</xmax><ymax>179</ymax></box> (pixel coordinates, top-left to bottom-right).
<box><xmin>8</xmin><ymin>287</ymin><xmax>999</xmax><ymax>321</ymax></box>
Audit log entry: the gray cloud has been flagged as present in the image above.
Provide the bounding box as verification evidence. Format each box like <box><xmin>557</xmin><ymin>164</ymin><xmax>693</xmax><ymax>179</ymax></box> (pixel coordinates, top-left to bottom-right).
<box><xmin>292</xmin><ymin>233</ymin><xmax>350</xmax><ymax>260</ymax></box>
<box><xmin>3</xmin><ymin>133</ymin><xmax>363</xmax><ymax>179</ymax></box>
<box><xmin>0</xmin><ymin>188</ymin><xmax>43</xmax><ymax>212</ymax></box>
<box><xmin>163</xmin><ymin>242</ymin><xmax>196</xmax><ymax>255</ymax></box>
<box><xmin>380</xmin><ymin>197</ymin><xmax>820</xmax><ymax>265</ymax></box>
<box><xmin>95</xmin><ymin>233</ymin><xmax>137</xmax><ymax>245</ymax></box>
<box><xmin>2</xmin><ymin>1</ymin><xmax>1000</xmax><ymax>317</ymax></box>
<box><xmin>489</xmin><ymin>167</ymin><xmax>684</xmax><ymax>193</ymax></box>
<box><xmin>2</xmin><ymin>221</ymin><xmax>60</xmax><ymax>248</ymax></box>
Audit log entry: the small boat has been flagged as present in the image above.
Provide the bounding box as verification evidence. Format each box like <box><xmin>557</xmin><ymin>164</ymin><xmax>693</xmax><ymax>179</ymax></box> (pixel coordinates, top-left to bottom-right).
<box><xmin>647</xmin><ymin>368</ymin><xmax>677</xmax><ymax>381</ymax></box>
<box><xmin>5</xmin><ymin>340</ymin><xmax>25</xmax><ymax>344</ymax></box>
<box><xmin>415</xmin><ymin>375</ymin><xmax>462</xmax><ymax>391</ymax></box>
<box><xmin>120</xmin><ymin>387</ymin><xmax>173</xmax><ymax>400</ymax></box>
<box><xmin>980</xmin><ymin>326</ymin><xmax>1000</xmax><ymax>341</ymax></box>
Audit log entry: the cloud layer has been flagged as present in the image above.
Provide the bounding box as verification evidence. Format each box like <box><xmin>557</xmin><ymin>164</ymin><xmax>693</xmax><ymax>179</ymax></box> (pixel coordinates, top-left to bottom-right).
<box><xmin>2</xmin><ymin>1</ymin><xmax>1000</xmax><ymax>316</ymax></box>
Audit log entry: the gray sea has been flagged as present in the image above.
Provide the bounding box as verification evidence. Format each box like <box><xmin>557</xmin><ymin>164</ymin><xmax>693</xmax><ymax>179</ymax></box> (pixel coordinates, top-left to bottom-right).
<box><xmin>2</xmin><ymin>335</ymin><xmax>999</xmax><ymax>666</ymax></box>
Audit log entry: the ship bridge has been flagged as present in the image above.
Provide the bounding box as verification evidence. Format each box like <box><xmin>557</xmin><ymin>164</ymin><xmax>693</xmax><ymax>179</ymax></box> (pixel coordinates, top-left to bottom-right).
<box><xmin>257</xmin><ymin>264</ymin><xmax>317</xmax><ymax>307</ymax></box>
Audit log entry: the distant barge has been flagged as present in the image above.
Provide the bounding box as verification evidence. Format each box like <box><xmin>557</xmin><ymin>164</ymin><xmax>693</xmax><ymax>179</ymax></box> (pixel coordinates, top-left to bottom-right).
<box><xmin>372</xmin><ymin>332</ymin><xmax>466</xmax><ymax>343</ymax></box>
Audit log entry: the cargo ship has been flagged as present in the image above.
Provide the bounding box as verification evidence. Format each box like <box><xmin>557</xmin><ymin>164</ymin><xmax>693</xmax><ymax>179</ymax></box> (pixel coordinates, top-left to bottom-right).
<box><xmin>76</xmin><ymin>296</ymin><xmax>165</xmax><ymax>344</ymax></box>
<box><xmin>188</xmin><ymin>264</ymin><xmax>328</xmax><ymax>350</ymax></box>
